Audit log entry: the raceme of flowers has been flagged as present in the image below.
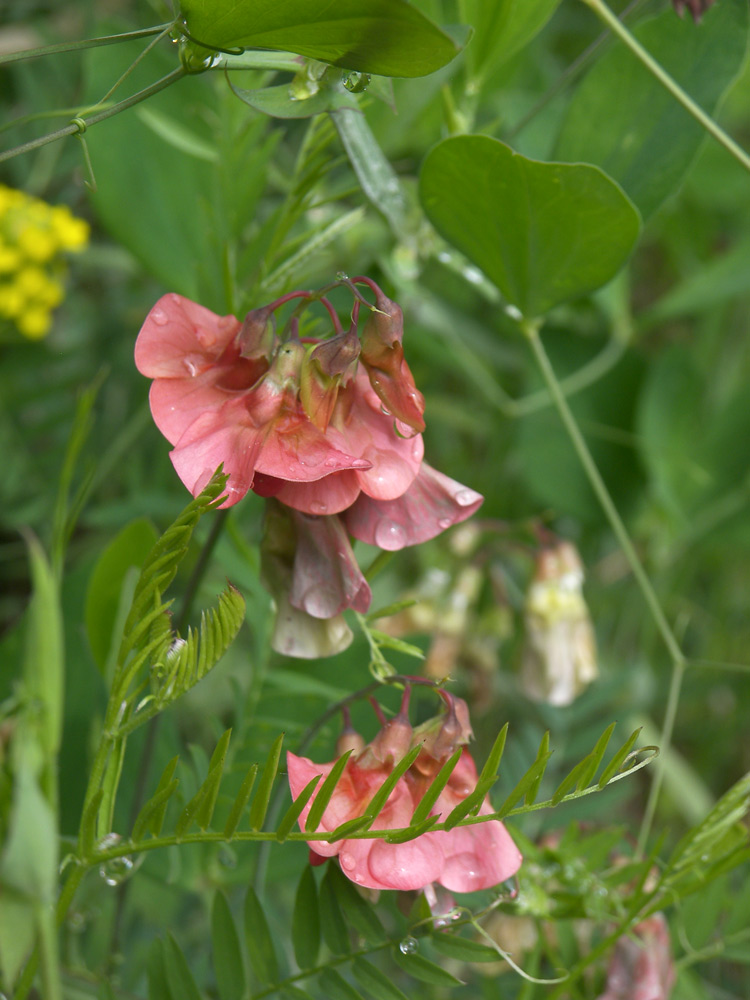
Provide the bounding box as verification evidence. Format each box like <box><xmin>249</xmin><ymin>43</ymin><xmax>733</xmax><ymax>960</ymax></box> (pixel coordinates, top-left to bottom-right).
<box><xmin>287</xmin><ymin>686</ymin><xmax>522</xmax><ymax>895</ymax></box>
<box><xmin>0</xmin><ymin>184</ymin><xmax>89</xmax><ymax>340</ymax></box>
<box><xmin>135</xmin><ymin>278</ymin><xmax>484</xmax><ymax>653</ymax></box>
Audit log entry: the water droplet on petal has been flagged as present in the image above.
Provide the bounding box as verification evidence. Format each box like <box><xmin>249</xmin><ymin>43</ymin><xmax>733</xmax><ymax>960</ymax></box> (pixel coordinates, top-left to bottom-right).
<box><xmin>380</xmin><ymin>404</ymin><xmax>392</xmax><ymax>416</ymax></box>
<box><xmin>151</xmin><ymin>307</ymin><xmax>168</xmax><ymax>326</ymax></box>
<box><xmin>182</xmin><ymin>356</ymin><xmax>200</xmax><ymax>377</ymax></box>
<box><xmin>302</xmin><ymin>585</ymin><xmax>340</xmax><ymax>618</ymax></box>
<box><xmin>437</xmin><ymin>517</ymin><xmax>452</xmax><ymax>530</ymax></box>
<box><xmin>411</xmin><ymin>439</ymin><xmax>422</xmax><ymax>460</ymax></box>
<box><xmin>374</xmin><ymin>519</ymin><xmax>407</xmax><ymax>550</ymax></box>
<box><xmin>310</xmin><ymin>501</ymin><xmax>328</xmax><ymax>514</ymax></box>
<box><xmin>340</xmin><ymin>852</ymin><xmax>355</xmax><ymax>870</ymax></box>
<box><xmin>351</xmin><ymin>458</ymin><xmax>372</xmax><ymax>470</ymax></box>
<box><xmin>196</xmin><ymin>326</ymin><xmax>216</xmax><ymax>348</ymax></box>
<box><xmin>453</xmin><ymin>489</ymin><xmax>477</xmax><ymax>507</ymax></box>
<box><xmin>399</xmin><ymin>936</ymin><xmax>418</xmax><ymax>955</ymax></box>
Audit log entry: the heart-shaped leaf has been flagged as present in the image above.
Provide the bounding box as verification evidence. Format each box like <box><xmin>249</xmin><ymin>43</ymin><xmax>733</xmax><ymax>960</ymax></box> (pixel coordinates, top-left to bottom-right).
<box><xmin>420</xmin><ymin>135</ymin><xmax>640</xmax><ymax>319</ymax></box>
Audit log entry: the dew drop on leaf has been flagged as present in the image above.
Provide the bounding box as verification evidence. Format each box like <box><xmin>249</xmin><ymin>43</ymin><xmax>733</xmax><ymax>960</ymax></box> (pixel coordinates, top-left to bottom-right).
<box><xmin>399</xmin><ymin>936</ymin><xmax>418</xmax><ymax>955</ymax></box>
<box><xmin>342</xmin><ymin>71</ymin><xmax>371</xmax><ymax>93</ymax></box>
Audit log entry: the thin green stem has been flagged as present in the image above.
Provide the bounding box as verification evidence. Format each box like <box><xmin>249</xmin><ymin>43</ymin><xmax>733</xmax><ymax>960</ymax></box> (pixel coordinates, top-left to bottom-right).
<box><xmin>522</xmin><ymin>321</ymin><xmax>686</xmax><ymax>853</ymax></box>
<box><xmin>580</xmin><ymin>0</ymin><xmax>750</xmax><ymax>174</ymax></box>
<box><xmin>0</xmin><ymin>23</ymin><xmax>174</xmax><ymax>65</ymax></box>
<box><xmin>0</xmin><ymin>67</ymin><xmax>186</xmax><ymax>164</ymax></box>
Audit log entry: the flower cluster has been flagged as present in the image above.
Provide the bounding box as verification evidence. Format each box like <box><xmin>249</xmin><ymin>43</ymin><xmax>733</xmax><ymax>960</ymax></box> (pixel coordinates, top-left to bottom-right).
<box><xmin>135</xmin><ymin>279</ymin><xmax>483</xmax><ymax>654</ymax></box>
<box><xmin>287</xmin><ymin>687</ymin><xmax>522</xmax><ymax>895</ymax></box>
<box><xmin>0</xmin><ymin>185</ymin><xmax>89</xmax><ymax>340</ymax></box>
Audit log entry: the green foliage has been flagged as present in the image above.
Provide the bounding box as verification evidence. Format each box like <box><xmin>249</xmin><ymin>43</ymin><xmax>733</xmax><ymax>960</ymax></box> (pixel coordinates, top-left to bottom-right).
<box><xmin>4</xmin><ymin>1</ymin><xmax>750</xmax><ymax>997</ymax></box>
<box><xmin>212</xmin><ymin>892</ymin><xmax>246</xmax><ymax>1000</ymax></box>
<box><xmin>461</xmin><ymin>0</ymin><xmax>562</xmax><ymax>80</ymax></box>
<box><xmin>292</xmin><ymin>867</ymin><xmax>320</xmax><ymax>969</ymax></box>
<box><xmin>420</xmin><ymin>136</ymin><xmax>641</xmax><ymax>319</ymax></box>
<box><xmin>85</xmin><ymin>517</ymin><xmax>158</xmax><ymax>674</ymax></box>
<box><xmin>245</xmin><ymin>886</ymin><xmax>280</xmax><ymax>984</ymax></box>
<box><xmin>20</xmin><ymin>534</ymin><xmax>63</xmax><ymax>765</ymax></box>
<box><xmin>178</xmin><ymin>0</ymin><xmax>459</xmax><ymax>78</ymax></box>
<box><xmin>555</xmin><ymin>0</ymin><xmax>749</xmax><ymax>218</ymax></box>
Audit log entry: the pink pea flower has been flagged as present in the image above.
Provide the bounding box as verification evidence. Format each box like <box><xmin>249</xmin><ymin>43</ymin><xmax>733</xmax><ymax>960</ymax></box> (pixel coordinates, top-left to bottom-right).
<box><xmin>597</xmin><ymin>914</ymin><xmax>675</xmax><ymax>1000</ymax></box>
<box><xmin>135</xmin><ymin>280</ymin><xmax>484</xmax><ymax>655</ymax></box>
<box><xmin>287</xmin><ymin>688</ymin><xmax>522</xmax><ymax>893</ymax></box>
<box><xmin>134</xmin><ymin>282</ymin><xmax>482</xmax><ymax>541</ymax></box>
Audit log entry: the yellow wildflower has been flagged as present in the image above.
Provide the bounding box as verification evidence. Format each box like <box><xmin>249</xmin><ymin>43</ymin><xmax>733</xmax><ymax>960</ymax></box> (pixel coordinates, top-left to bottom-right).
<box><xmin>0</xmin><ymin>184</ymin><xmax>89</xmax><ymax>340</ymax></box>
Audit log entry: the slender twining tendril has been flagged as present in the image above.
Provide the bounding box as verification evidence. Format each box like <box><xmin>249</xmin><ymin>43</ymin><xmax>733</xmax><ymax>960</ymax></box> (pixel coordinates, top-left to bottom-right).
<box><xmin>0</xmin><ymin>68</ymin><xmax>186</xmax><ymax>165</ymax></box>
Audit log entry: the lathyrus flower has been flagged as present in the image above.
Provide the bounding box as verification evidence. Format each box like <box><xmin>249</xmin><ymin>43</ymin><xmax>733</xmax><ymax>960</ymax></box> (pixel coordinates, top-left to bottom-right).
<box><xmin>0</xmin><ymin>185</ymin><xmax>88</xmax><ymax>340</ymax></box>
<box><xmin>135</xmin><ymin>279</ymin><xmax>483</xmax><ymax>654</ymax></box>
<box><xmin>597</xmin><ymin>914</ymin><xmax>675</xmax><ymax>1000</ymax></box>
<box><xmin>520</xmin><ymin>540</ymin><xmax>598</xmax><ymax>706</ymax></box>
<box><xmin>287</xmin><ymin>687</ymin><xmax>522</xmax><ymax>894</ymax></box>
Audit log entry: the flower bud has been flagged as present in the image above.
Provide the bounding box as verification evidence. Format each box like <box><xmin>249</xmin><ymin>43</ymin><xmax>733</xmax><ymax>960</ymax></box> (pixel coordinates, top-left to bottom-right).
<box><xmin>299</xmin><ymin>325</ymin><xmax>360</xmax><ymax>431</ymax></box>
<box><xmin>237</xmin><ymin>304</ymin><xmax>277</xmax><ymax>360</ymax></box>
<box><xmin>357</xmin><ymin>279</ymin><xmax>426</xmax><ymax>433</ymax></box>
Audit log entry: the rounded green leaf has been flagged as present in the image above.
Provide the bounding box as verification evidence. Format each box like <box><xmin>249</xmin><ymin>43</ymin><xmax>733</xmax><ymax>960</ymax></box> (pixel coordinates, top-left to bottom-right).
<box><xmin>420</xmin><ymin>135</ymin><xmax>641</xmax><ymax>319</ymax></box>
<box><xmin>179</xmin><ymin>0</ymin><xmax>459</xmax><ymax>78</ymax></box>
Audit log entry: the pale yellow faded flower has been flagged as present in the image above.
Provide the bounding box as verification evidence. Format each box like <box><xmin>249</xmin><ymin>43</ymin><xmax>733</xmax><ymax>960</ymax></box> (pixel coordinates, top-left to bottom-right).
<box><xmin>521</xmin><ymin>541</ymin><xmax>598</xmax><ymax>706</ymax></box>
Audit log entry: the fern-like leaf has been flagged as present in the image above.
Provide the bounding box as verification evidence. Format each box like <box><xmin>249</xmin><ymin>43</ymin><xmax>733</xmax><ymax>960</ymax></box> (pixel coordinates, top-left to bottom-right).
<box><xmin>120</xmin><ymin>585</ymin><xmax>245</xmax><ymax>735</ymax></box>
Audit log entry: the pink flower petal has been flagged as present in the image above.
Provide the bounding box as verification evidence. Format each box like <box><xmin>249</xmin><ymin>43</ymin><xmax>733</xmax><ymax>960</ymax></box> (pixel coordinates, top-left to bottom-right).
<box><xmin>254</xmin><ymin>399</ymin><xmax>368</xmax><ymax>484</ymax></box>
<box><xmin>170</xmin><ymin>411</ymin><xmax>262</xmax><ymax>507</ymax></box>
<box><xmin>344</xmin><ymin>462</ymin><xmax>484</xmax><ymax>550</ymax></box>
<box><xmin>274</xmin><ymin>471</ymin><xmax>363</xmax><ymax>516</ymax></box>
<box><xmin>134</xmin><ymin>293</ymin><xmax>241</xmax><ymax>378</ymax></box>
<box><xmin>432</xmin><ymin>817</ymin><xmax>523</xmax><ymax>892</ymax></box>
<box><xmin>332</xmin><ymin>370</ymin><xmax>423</xmax><ymax>501</ymax></box>
<box><xmin>290</xmin><ymin>512</ymin><xmax>372</xmax><ymax>618</ymax></box>
<box><xmin>148</xmin><ymin>375</ymin><xmax>237</xmax><ymax>447</ymax></box>
<box><xmin>340</xmin><ymin>836</ymin><xmax>444</xmax><ymax>892</ymax></box>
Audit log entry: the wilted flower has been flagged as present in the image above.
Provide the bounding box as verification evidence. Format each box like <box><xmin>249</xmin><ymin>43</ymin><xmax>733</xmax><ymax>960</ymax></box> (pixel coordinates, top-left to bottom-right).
<box><xmin>135</xmin><ymin>279</ymin><xmax>483</xmax><ymax>652</ymax></box>
<box><xmin>0</xmin><ymin>185</ymin><xmax>89</xmax><ymax>340</ymax></box>
<box><xmin>597</xmin><ymin>914</ymin><xmax>675</xmax><ymax>1000</ymax></box>
<box><xmin>287</xmin><ymin>687</ymin><xmax>522</xmax><ymax>893</ymax></box>
<box><xmin>520</xmin><ymin>541</ymin><xmax>597</xmax><ymax>706</ymax></box>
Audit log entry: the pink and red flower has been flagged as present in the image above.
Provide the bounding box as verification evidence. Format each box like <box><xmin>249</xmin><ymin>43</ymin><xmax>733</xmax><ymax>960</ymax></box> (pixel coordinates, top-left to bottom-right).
<box><xmin>135</xmin><ymin>280</ymin><xmax>484</xmax><ymax>652</ymax></box>
<box><xmin>287</xmin><ymin>688</ymin><xmax>522</xmax><ymax>893</ymax></box>
<box><xmin>134</xmin><ymin>282</ymin><xmax>482</xmax><ymax>542</ymax></box>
